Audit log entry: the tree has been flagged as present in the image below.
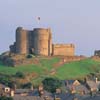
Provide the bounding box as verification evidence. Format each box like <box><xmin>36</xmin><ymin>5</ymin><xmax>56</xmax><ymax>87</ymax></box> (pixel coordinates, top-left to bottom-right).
<box><xmin>22</xmin><ymin>82</ymin><xmax>32</xmax><ymax>89</ymax></box>
<box><xmin>42</xmin><ymin>78</ymin><xmax>62</xmax><ymax>93</ymax></box>
<box><xmin>0</xmin><ymin>96</ymin><xmax>13</xmax><ymax>100</ymax></box>
<box><xmin>0</xmin><ymin>76</ymin><xmax>12</xmax><ymax>87</ymax></box>
<box><xmin>15</xmin><ymin>72</ymin><xmax>25</xmax><ymax>78</ymax></box>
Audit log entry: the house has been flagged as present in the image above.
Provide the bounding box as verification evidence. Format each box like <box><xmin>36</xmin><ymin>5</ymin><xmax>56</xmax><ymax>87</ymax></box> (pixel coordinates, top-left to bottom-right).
<box><xmin>39</xmin><ymin>90</ymin><xmax>53</xmax><ymax>100</ymax></box>
<box><xmin>86</xmin><ymin>80</ymin><xmax>100</xmax><ymax>92</ymax></box>
<box><xmin>65</xmin><ymin>80</ymin><xmax>89</xmax><ymax>94</ymax></box>
<box><xmin>29</xmin><ymin>89</ymin><xmax>53</xmax><ymax>100</ymax></box>
<box><xmin>73</xmin><ymin>84</ymin><xmax>89</xmax><ymax>95</ymax></box>
<box><xmin>0</xmin><ymin>84</ymin><xmax>10</xmax><ymax>93</ymax></box>
<box><xmin>65</xmin><ymin>80</ymin><xmax>80</xmax><ymax>93</ymax></box>
<box><xmin>85</xmin><ymin>77</ymin><xmax>100</xmax><ymax>92</ymax></box>
<box><xmin>13</xmin><ymin>91</ymin><xmax>54</xmax><ymax>100</ymax></box>
<box><xmin>66</xmin><ymin>80</ymin><xmax>80</xmax><ymax>86</ymax></box>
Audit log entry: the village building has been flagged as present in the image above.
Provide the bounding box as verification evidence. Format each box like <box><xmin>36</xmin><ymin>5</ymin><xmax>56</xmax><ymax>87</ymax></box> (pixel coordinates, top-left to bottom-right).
<box><xmin>86</xmin><ymin>78</ymin><xmax>100</xmax><ymax>92</ymax></box>
<box><xmin>0</xmin><ymin>84</ymin><xmax>10</xmax><ymax>96</ymax></box>
<box><xmin>64</xmin><ymin>80</ymin><xmax>89</xmax><ymax>94</ymax></box>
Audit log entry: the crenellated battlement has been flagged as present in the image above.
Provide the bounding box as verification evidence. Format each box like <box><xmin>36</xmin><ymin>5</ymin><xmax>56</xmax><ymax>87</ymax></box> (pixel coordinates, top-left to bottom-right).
<box><xmin>53</xmin><ymin>44</ymin><xmax>75</xmax><ymax>48</ymax></box>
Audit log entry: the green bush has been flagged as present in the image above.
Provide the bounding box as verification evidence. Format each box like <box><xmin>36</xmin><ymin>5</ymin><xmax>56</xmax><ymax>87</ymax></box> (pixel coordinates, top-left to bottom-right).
<box><xmin>42</xmin><ymin>77</ymin><xmax>62</xmax><ymax>93</ymax></box>
<box><xmin>26</xmin><ymin>54</ymin><xmax>35</xmax><ymax>58</ymax></box>
<box><xmin>15</xmin><ymin>72</ymin><xmax>25</xmax><ymax>78</ymax></box>
<box><xmin>22</xmin><ymin>82</ymin><xmax>32</xmax><ymax>89</ymax></box>
<box><xmin>0</xmin><ymin>76</ymin><xmax>11</xmax><ymax>87</ymax></box>
<box><xmin>0</xmin><ymin>96</ymin><xmax>13</xmax><ymax>100</ymax></box>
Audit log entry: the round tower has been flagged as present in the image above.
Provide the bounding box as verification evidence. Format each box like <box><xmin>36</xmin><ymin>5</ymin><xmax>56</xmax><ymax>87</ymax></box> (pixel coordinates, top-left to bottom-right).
<box><xmin>16</xmin><ymin>27</ymin><xmax>28</xmax><ymax>54</ymax></box>
<box><xmin>33</xmin><ymin>28</ymin><xmax>52</xmax><ymax>56</ymax></box>
<box><xmin>48</xmin><ymin>28</ymin><xmax>52</xmax><ymax>56</ymax></box>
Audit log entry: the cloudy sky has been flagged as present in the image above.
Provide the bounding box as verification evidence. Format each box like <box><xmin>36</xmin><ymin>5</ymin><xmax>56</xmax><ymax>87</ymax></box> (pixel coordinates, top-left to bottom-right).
<box><xmin>0</xmin><ymin>0</ymin><xmax>100</xmax><ymax>56</ymax></box>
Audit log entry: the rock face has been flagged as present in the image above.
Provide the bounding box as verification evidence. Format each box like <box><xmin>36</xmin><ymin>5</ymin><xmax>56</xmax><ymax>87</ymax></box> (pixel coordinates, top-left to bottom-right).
<box><xmin>10</xmin><ymin>27</ymin><xmax>75</xmax><ymax>56</ymax></box>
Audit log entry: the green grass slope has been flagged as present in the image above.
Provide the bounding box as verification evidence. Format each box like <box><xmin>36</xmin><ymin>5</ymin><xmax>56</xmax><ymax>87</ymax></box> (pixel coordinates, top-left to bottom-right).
<box><xmin>0</xmin><ymin>57</ymin><xmax>60</xmax><ymax>75</ymax></box>
<box><xmin>55</xmin><ymin>59</ymin><xmax>100</xmax><ymax>79</ymax></box>
<box><xmin>0</xmin><ymin>58</ymin><xmax>100</xmax><ymax>81</ymax></box>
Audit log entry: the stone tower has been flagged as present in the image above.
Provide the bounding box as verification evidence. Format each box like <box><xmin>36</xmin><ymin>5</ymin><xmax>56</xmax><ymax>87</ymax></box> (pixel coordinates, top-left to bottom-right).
<box><xmin>10</xmin><ymin>27</ymin><xmax>52</xmax><ymax>56</ymax></box>
<box><xmin>33</xmin><ymin>28</ymin><xmax>52</xmax><ymax>56</ymax></box>
<box><xmin>16</xmin><ymin>27</ymin><xmax>29</xmax><ymax>54</ymax></box>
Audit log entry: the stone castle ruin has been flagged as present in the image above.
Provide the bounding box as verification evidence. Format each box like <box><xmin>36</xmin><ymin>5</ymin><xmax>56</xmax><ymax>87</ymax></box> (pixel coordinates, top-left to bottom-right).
<box><xmin>10</xmin><ymin>27</ymin><xmax>75</xmax><ymax>56</ymax></box>
<box><xmin>94</xmin><ymin>50</ymin><xmax>100</xmax><ymax>57</ymax></box>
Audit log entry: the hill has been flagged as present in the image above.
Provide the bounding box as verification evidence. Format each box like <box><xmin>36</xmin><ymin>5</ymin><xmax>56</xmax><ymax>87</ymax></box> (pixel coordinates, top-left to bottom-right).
<box><xmin>0</xmin><ymin>57</ymin><xmax>100</xmax><ymax>84</ymax></box>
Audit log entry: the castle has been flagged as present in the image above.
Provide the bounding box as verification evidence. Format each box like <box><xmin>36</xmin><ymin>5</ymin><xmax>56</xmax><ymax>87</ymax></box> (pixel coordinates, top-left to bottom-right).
<box><xmin>10</xmin><ymin>27</ymin><xmax>75</xmax><ymax>56</ymax></box>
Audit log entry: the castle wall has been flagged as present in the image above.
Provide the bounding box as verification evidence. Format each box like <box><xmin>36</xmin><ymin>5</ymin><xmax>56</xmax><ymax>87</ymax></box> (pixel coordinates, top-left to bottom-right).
<box><xmin>9</xmin><ymin>42</ymin><xmax>16</xmax><ymax>53</ymax></box>
<box><xmin>16</xmin><ymin>27</ymin><xmax>29</xmax><ymax>54</ymax></box>
<box><xmin>94</xmin><ymin>50</ymin><xmax>100</xmax><ymax>56</ymax></box>
<box><xmin>10</xmin><ymin>27</ymin><xmax>75</xmax><ymax>56</ymax></box>
<box><xmin>33</xmin><ymin>28</ymin><xmax>51</xmax><ymax>56</ymax></box>
<box><xmin>27</xmin><ymin>31</ymin><xmax>34</xmax><ymax>53</ymax></box>
<box><xmin>48</xmin><ymin>29</ymin><xmax>52</xmax><ymax>56</ymax></box>
<box><xmin>52</xmin><ymin>44</ymin><xmax>75</xmax><ymax>56</ymax></box>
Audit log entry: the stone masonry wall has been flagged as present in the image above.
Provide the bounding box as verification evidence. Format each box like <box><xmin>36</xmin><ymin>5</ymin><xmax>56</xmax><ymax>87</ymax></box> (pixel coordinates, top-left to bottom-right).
<box><xmin>16</xmin><ymin>27</ymin><xmax>29</xmax><ymax>54</ymax></box>
<box><xmin>10</xmin><ymin>27</ymin><xmax>75</xmax><ymax>56</ymax></box>
<box><xmin>52</xmin><ymin>44</ymin><xmax>75</xmax><ymax>56</ymax></box>
<box><xmin>33</xmin><ymin>28</ymin><xmax>51</xmax><ymax>56</ymax></box>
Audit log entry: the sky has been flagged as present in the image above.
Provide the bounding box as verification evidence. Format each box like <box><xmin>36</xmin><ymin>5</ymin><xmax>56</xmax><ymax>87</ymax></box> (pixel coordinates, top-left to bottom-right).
<box><xmin>0</xmin><ymin>0</ymin><xmax>100</xmax><ymax>56</ymax></box>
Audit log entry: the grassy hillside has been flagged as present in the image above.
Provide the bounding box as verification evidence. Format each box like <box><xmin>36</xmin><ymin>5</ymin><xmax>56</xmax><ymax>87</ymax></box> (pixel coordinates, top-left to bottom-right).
<box><xmin>0</xmin><ymin>57</ymin><xmax>60</xmax><ymax>74</ymax></box>
<box><xmin>0</xmin><ymin>58</ymin><xmax>100</xmax><ymax>84</ymax></box>
<box><xmin>55</xmin><ymin>59</ymin><xmax>100</xmax><ymax>79</ymax></box>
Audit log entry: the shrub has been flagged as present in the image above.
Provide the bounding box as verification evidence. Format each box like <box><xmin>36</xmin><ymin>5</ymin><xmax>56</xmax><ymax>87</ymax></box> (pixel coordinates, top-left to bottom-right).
<box><xmin>42</xmin><ymin>77</ymin><xmax>62</xmax><ymax>93</ymax></box>
<box><xmin>0</xmin><ymin>96</ymin><xmax>13</xmax><ymax>100</ymax></box>
<box><xmin>26</xmin><ymin>54</ymin><xmax>35</xmax><ymax>58</ymax></box>
<box><xmin>15</xmin><ymin>72</ymin><xmax>25</xmax><ymax>78</ymax></box>
<box><xmin>22</xmin><ymin>82</ymin><xmax>32</xmax><ymax>89</ymax></box>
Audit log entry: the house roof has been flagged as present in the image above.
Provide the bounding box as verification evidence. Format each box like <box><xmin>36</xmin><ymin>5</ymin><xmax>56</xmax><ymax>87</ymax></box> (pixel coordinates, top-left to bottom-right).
<box><xmin>13</xmin><ymin>95</ymin><xmax>54</xmax><ymax>100</ymax></box>
<box><xmin>86</xmin><ymin>81</ymin><xmax>99</xmax><ymax>89</ymax></box>
<box><xmin>65</xmin><ymin>80</ymin><xmax>80</xmax><ymax>86</ymax></box>
<box><xmin>67</xmin><ymin>80</ymin><xmax>75</xmax><ymax>84</ymax></box>
<box><xmin>74</xmin><ymin>85</ymin><xmax>89</xmax><ymax>93</ymax></box>
<box><xmin>82</xmin><ymin>96</ymin><xmax>100</xmax><ymax>100</ymax></box>
<box><xmin>53</xmin><ymin>93</ymin><xmax>75</xmax><ymax>100</ymax></box>
<box><xmin>43</xmin><ymin>90</ymin><xmax>52</xmax><ymax>97</ymax></box>
<box><xmin>63</xmin><ymin>80</ymin><xmax>76</xmax><ymax>85</ymax></box>
<box><xmin>15</xmin><ymin>89</ymin><xmax>31</xmax><ymax>94</ymax></box>
<box><xmin>0</xmin><ymin>84</ymin><xmax>10</xmax><ymax>89</ymax></box>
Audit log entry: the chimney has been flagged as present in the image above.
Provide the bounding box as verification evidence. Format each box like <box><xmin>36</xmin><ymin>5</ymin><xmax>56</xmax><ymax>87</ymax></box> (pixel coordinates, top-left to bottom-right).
<box><xmin>10</xmin><ymin>90</ymin><xmax>14</xmax><ymax>97</ymax></box>
<box><xmin>38</xmin><ymin>84</ymin><xmax>43</xmax><ymax>92</ymax></box>
<box><xmin>31</xmin><ymin>85</ymin><xmax>34</xmax><ymax>91</ymax></box>
<box><xmin>95</xmin><ymin>77</ymin><xmax>98</xmax><ymax>83</ymax></box>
